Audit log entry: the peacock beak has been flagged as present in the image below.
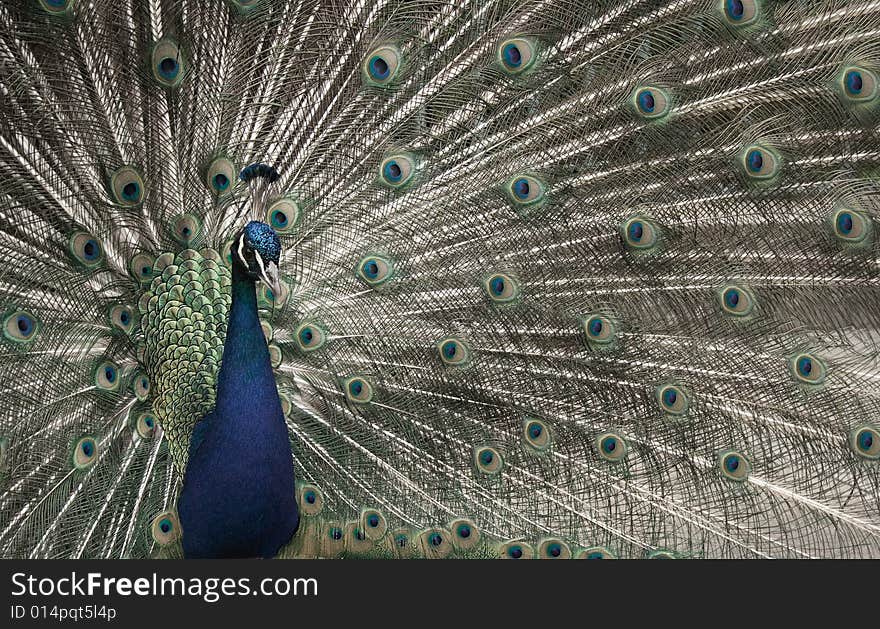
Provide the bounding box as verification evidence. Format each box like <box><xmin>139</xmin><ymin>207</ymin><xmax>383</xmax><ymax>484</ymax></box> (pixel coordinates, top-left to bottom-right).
<box><xmin>261</xmin><ymin>260</ymin><xmax>282</xmax><ymax>301</ymax></box>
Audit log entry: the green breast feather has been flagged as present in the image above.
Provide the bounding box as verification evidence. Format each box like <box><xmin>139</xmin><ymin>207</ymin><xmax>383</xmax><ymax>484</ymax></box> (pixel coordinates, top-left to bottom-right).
<box><xmin>138</xmin><ymin>248</ymin><xmax>231</xmax><ymax>472</ymax></box>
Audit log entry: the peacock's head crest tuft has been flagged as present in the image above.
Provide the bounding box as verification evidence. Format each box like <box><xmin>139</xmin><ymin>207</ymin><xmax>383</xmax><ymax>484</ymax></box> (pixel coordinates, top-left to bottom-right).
<box><xmin>233</xmin><ymin>221</ymin><xmax>282</xmax><ymax>296</ymax></box>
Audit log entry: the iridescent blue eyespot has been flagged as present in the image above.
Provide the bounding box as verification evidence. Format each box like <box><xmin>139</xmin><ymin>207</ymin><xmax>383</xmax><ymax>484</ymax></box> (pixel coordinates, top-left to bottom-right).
<box><xmin>846</xmin><ymin>70</ymin><xmax>863</xmax><ymax>95</ymax></box>
<box><xmin>484</xmin><ymin>273</ymin><xmax>519</xmax><ymax>303</ymax></box>
<box><xmin>475</xmin><ymin>446</ymin><xmax>503</xmax><ymax>474</ymax></box>
<box><xmin>438</xmin><ymin>337</ymin><xmax>470</xmax><ymax>366</ymax></box>
<box><xmin>73</xmin><ymin>436</ymin><xmax>98</xmax><ymax>469</ymax></box>
<box><xmin>379</xmin><ymin>154</ymin><xmax>416</xmax><ymax>189</ymax></box>
<box><xmin>206</xmin><ymin>157</ymin><xmax>235</xmax><ymax>195</ymax></box>
<box><xmin>4</xmin><ymin>310</ymin><xmax>39</xmax><ymax>343</ymax></box>
<box><xmin>363</xmin><ymin>45</ymin><xmax>401</xmax><ymax>86</ymax></box>
<box><xmin>523</xmin><ymin>418</ymin><xmax>551</xmax><ymax>451</ymax></box>
<box><xmin>719</xmin><ymin>284</ymin><xmax>755</xmax><ymax>317</ymax></box>
<box><xmin>657</xmin><ymin>383</ymin><xmax>689</xmax><ymax>416</ymax></box>
<box><xmin>538</xmin><ymin>538</ymin><xmax>571</xmax><ymax>559</ymax></box>
<box><xmin>506</xmin><ymin>175</ymin><xmax>545</xmax><ymax>209</ymax></box>
<box><xmin>295</xmin><ymin>322</ymin><xmax>327</xmax><ymax>352</ymax></box>
<box><xmin>741</xmin><ymin>144</ymin><xmax>779</xmax><ymax>180</ymax></box>
<box><xmin>39</xmin><ymin>0</ymin><xmax>72</xmax><ymax>13</ymax></box>
<box><xmin>305</xmin><ymin>491</ymin><xmax>316</xmax><ymax>504</ymax></box>
<box><xmin>850</xmin><ymin>426</ymin><xmax>880</xmax><ymax>460</ymax></box>
<box><xmin>719</xmin><ymin>450</ymin><xmax>750</xmax><ymax>481</ymax></box>
<box><xmin>344</xmin><ymin>376</ymin><xmax>373</xmax><ymax>403</ymax></box>
<box><xmin>357</xmin><ymin>255</ymin><xmax>394</xmax><ymax>287</ymax></box>
<box><xmin>790</xmin><ymin>352</ymin><xmax>826</xmax><ymax>385</ymax></box>
<box><xmin>722</xmin><ymin>0</ymin><xmax>758</xmax><ymax>25</ymax></box>
<box><xmin>596</xmin><ymin>431</ymin><xmax>628</xmax><ymax>462</ymax></box>
<box><xmin>151</xmin><ymin>511</ymin><xmax>181</xmax><ymax>545</ymax></box>
<box><xmin>621</xmin><ymin>216</ymin><xmax>659</xmax><ymax>250</ymax></box>
<box><xmin>632</xmin><ymin>87</ymin><xmax>670</xmax><ymax>119</ymax></box>
<box><xmin>831</xmin><ymin>208</ymin><xmax>871</xmax><ymax>244</ymax></box>
<box><xmin>497</xmin><ymin>37</ymin><xmax>538</xmax><ymax>75</ymax></box>
<box><xmin>151</xmin><ymin>40</ymin><xmax>184</xmax><ymax>87</ymax></box>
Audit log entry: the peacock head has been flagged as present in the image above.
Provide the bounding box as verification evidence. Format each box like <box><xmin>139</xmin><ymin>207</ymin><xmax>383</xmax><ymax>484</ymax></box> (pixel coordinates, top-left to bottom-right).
<box><xmin>233</xmin><ymin>221</ymin><xmax>282</xmax><ymax>297</ymax></box>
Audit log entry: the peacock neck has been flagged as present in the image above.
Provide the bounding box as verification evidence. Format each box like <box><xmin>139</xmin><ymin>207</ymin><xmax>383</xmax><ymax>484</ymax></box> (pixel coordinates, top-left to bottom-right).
<box><xmin>214</xmin><ymin>264</ymin><xmax>279</xmax><ymax>433</ymax></box>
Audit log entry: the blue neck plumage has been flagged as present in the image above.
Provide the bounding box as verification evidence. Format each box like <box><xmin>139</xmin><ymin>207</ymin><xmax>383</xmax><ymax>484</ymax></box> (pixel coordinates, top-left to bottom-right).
<box><xmin>179</xmin><ymin>257</ymin><xmax>300</xmax><ymax>558</ymax></box>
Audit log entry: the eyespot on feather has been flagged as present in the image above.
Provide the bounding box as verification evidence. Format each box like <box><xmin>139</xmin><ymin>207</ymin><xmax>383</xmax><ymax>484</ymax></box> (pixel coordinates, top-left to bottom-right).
<box><xmin>538</xmin><ymin>537</ymin><xmax>572</xmax><ymax>559</ymax></box>
<box><xmin>522</xmin><ymin>417</ymin><xmax>552</xmax><ymax>452</ymax></box>
<box><xmin>357</xmin><ymin>255</ymin><xmax>394</xmax><ymax>287</ymax></box>
<box><xmin>110</xmin><ymin>166</ymin><xmax>145</xmax><ymax>206</ymax></box>
<box><xmin>344</xmin><ymin>376</ymin><xmax>374</xmax><ymax>404</ymax></box>
<box><xmin>418</xmin><ymin>528</ymin><xmax>453</xmax><ymax>558</ymax></box>
<box><xmin>449</xmin><ymin>518</ymin><xmax>481</xmax><ymax>552</ymax></box>
<box><xmin>718</xmin><ymin>450</ymin><xmax>751</xmax><ymax>481</ymax></box>
<box><xmin>151</xmin><ymin>39</ymin><xmax>184</xmax><ymax>87</ymax></box>
<box><xmin>298</xmin><ymin>484</ymin><xmax>324</xmax><ymax>516</ymax></box>
<box><xmin>266</xmin><ymin>198</ymin><xmax>300</xmax><ymax>234</ymax></box>
<box><xmin>134</xmin><ymin>412</ymin><xmax>157</xmax><ymax>439</ymax></box>
<box><xmin>438</xmin><ymin>337</ymin><xmax>471</xmax><ymax>366</ymax></box>
<box><xmin>94</xmin><ymin>361</ymin><xmax>121</xmax><ymax>392</ymax></box>
<box><xmin>575</xmin><ymin>546</ymin><xmax>616</xmax><ymax>559</ymax></box>
<box><xmin>363</xmin><ymin>45</ymin><xmax>402</xmax><ymax>86</ymax></box>
<box><xmin>295</xmin><ymin>322</ymin><xmax>327</xmax><ymax>352</ymax></box>
<box><xmin>150</xmin><ymin>511</ymin><xmax>181</xmax><ymax>545</ymax></box>
<box><xmin>379</xmin><ymin>153</ymin><xmax>416</xmax><ymax>189</ymax></box>
<box><xmin>497</xmin><ymin>37</ymin><xmax>539</xmax><ymax>75</ymax></box>
<box><xmin>205</xmin><ymin>157</ymin><xmax>235</xmax><ymax>195</ymax></box>
<box><xmin>360</xmin><ymin>508</ymin><xmax>388</xmax><ymax>542</ymax></box>
<box><xmin>474</xmin><ymin>445</ymin><xmax>503</xmax><ymax>475</ymax></box>
<box><xmin>484</xmin><ymin>272</ymin><xmax>520</xmax><ymax>303</ymax></box>
<box><xmin>72</xmin><ymin>436</ymin><xmax>98</xmax><ymax>469</ymax></box>
<box><xmin>69</xmin><ymin>232</ymin><xmax>104</xmax><ymax>268</ymax></box>
<box><xmin>632</xmin><ymin>86</ymin><xmax>671</xmax><ymax>119</ymax></box>
<box><xmin>596</xmin><ymin>431</ymin><xmax>628</xmax><ymax>463</ymax></box>
<box><xmin>499</xmin><ymin>540</ymin><xmax>534</xmax><ymax>559</ymax></box>
<box><xmin>656</xmin><ymin>383</ymin><xmax>689</xmax><ymax>416</ymax></box>
<box><xmin>849</xmin><ymin>426</ymin><xmax>880</xmax><ymax>460</ymax></box>
<box><xmin>789</xmin><ymin>352</ymin><xmax>826</xmax><ymax>386</ymax></box>
<box><xmin>4</xmin><ymin>310</ymin><xmax>39</xmax><ymax>343</ymax></box>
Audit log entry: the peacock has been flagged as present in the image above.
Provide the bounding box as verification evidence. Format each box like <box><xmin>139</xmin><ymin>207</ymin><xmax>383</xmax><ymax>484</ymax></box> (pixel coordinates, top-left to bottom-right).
<box><xmin>1</xmin><ymin>0</ymin><xmax>879</xmax><ymax>560</ymax></box>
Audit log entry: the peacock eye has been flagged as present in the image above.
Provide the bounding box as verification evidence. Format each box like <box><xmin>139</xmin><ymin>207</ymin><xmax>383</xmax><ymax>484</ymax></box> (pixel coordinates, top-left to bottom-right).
<box><xmin>718</xmin><ymin>450</ymin><xmax>751</xmax><ymax>481</ymax></box>
<box><xmin>484</xmin><ymin>273</ymin><xmax>519</xmax><ymax>303</ymax></box>
<box><xmin>657</xmin><ymin>383</ymin><xmax>689</xmax><ymax>415</ymax></box>
<box><xmin>831</xmin><ymin>208</ymin><xmax>871</xmax><ymax>244</ymax></box>
<box><xmin>39</xmin><ymin>0</ymin><xmax>72</xmax><ymax>14</ymax></box>
<box><xmin>344</xmin><ymin>376</ymin><xmax>374</xmax><ymax>404</ymax></box>
<box><xmin>474</xmin><ymin>446</ymin><xmax>503</xmax><ymax>474</ymax></box>
<box><xmin>206</xmin><ymin>157</ymin><xmax>235</xmax><ymax>195</ymax></box>
<box><xmin>576</xmin><ymin>546</ymin><xmax>616</xmax><ymax>559</ymax></box>
<box><xmin>4</xmin><ymin>310</ymin><xmax>39</xmax><ymax>343</ymax></box>
<box><xmin>522</xmin><ymin>418</ymin><xmax>552</xmax><ymax>451</ymax></box>
<box><xmin>538</xmin><ymin>538</ymin><xmax>571</xmax><ymax>559</ymax></box>
<box><xmin>583</xmin><ymin>314</ymin><xmax>616</xmax><ymax>344</ymax></box>
<box><xmin>790</xmin><ymin>353</ymin><xmax>826</xmax><ymax>385</ymax></box>
<box><xmin>171</xmin><ymin>214</ymin><xmax>201</xmax><ymax>244</ymax></box>
<box><xmin>497</xmin><ymin>37</ymin><xmax>538</xmax><ymax>75</ymax></box>
<box><xmin>69</xmin><ymin>232</ymin><xmax>104</xmax><ymax>267</ymax></box>
<box><xmin>150</xmin><ymin>511</ymin><xmax>181</xmax><ymax>545</ymax></box>
<box><xmin>621</xmin><ymin>216</ymin><xmax>659</xmax><ymax>250</ymax></box>
<box><xmin>266</xmin><ymin>198</ymin><xmax>299</xmax><ymax>234</ymax></box>
<box><xmin>499</xmin><ymin>540</ymin><xmax>534</xmax><ymax>559</ymax></box>
<box><xmin>721</xmin><ymin>0</ymin><xmax>758</xmax><ymax>25</ymax></box>
<box><xmin>134</xmin><ymin>412</ymin><xmax>156</xmax><ymax>439</ymax></box>
<box><xmin>741</xmin><ymin>145</ymin><xmax>780</xmax><ymax>180</ymax></box>
<box><xmin>109</xmin><ymin>305</ymin><xmax>135</xmax><ymax>333</ymax></box>
<box><xmin>151</xmin><ymin>40</ymin><xmax>184</xmax><ymax>87</ymax></box>
<box><xmin>507</xmin><ymin>175</ymin><xmax>545</xmax><ymax>207</ymax></box>
<box><xmin>719</xmin><ymin>284</ymin><xmax>756</xmax><ymax>316</ymax></box>
<box><xmin>295</xmin><ymin>322</ymin><xmax>327</xmax><ymax>352</ymax></box>
<box><xmin>95</xmin><ymin>361</ymin><xmax>121</xmax><ymax>392</ymax></box>
<box><xmin>110</xmin><ymin>166</ymin><xmax>145</xmax><ymax>206</ymax></box>
<box><xmin>438</xmin><ymin>337</ymin><xmax>470</xmax><ymax>366</ymax></box>
<box><xmin>357</xmin><ymin>255</ymin><xmax>394</xmax><ymax>287</ymax></box>
<box><xmin>838</xmin><ymin>66</ymin><xmax>877</xmax><ymax>103</ymax></box>
<box><xmin>133</xmin><ymin>372</ymin><xmax>150</xmax><ymax>401</ymax></box>
<box><xmin>632</xmin><ymin>86</ymin><xmax>670</xmax><ymax>119</ymax></box>
<box><xmin>596</xmin><ymin>431</ymin><xmax>628</xmax><ymax>462</ymax></box>
<box><xmin>129</xmin><ymin>253</ymin><xmax>155</xmax><ymax>284</ymax></box>
<box><xmin>379</xmin><ymin>154</ymin><xmax>416</xmax><ymax>189</ymax></box>
<box><xmin>72</xmin><ymin>436</ymin><xmax>98</xmax><ymax>469</ymax></box>
<box><xmin>850</xmin><ymin>426</ymin><xmax>880</xmax><ymax>460</ymax></box>
<box><xmin>363</xmin><ymin>45</ymin><xmax>402</xmax><ymax>86</ymax></box>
